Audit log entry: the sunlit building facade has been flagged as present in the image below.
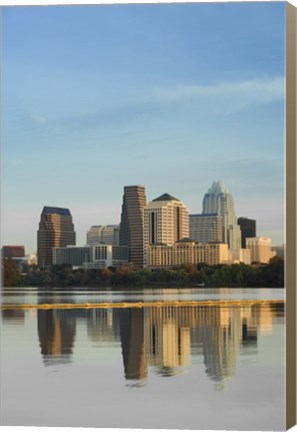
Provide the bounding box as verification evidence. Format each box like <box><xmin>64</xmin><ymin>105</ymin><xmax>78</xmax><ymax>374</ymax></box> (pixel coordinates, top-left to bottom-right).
<box><xmin>144</xmin><ymin>193</ymin><xmax>189</xmax><ymax>247</ymax></box>
<box><xmin>145</xmin><ymin>240</ymin><xmax>228</xmax><ymax>268</ymax></box>
<box><xmin>246</xmin><ymin>237</ymin><xmax>276</xmax><ymax>264</ymax></box>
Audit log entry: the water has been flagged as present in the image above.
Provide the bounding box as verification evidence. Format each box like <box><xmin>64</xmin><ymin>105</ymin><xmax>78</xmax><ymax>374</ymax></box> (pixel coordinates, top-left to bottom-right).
<box><xmin>0</xmin><ymin>287</ymin><xmax>285</xmax><ymax>430</ymax></box>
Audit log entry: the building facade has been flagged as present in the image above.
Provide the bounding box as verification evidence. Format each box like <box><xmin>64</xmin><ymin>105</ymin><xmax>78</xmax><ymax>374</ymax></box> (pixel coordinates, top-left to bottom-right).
<box><xmin>237</xmin><ymin>217</ymin><xmax>256</xmax><ymax>248</ymax></box>
<box><xmin>37</xmin><ymin>206</ymin><xmax>76</xmax><ymax>267</ymax></box>
<box><xmin>2</xmin><ymin>245</ymin><xmax>25</xmax><ymax>259</ymax></box>
<box><xmin>119</xmin><ymin>185</ymin><xmax>147</xmax><ymax>267</ymax></box>
<box><xmin>202</xmin><ymin>181</ymin><xmax>241</xmax><ymax>251</ymax></box>
<box><xmin>84</xmin><ymin>244</ymin><xmax>129</xmax><ymax>269</ymax></box>
<box><xmin>87</xmin><ymin>225</ymin><xmax>120</xmax><ymax>246</ymax></box>
<box><xmin>145</xmin><ymin>240</ymin><xmax>228</xmax><ymax>268</ymax></box>
<box><xmin>53</xmin><ymin>246</ymin><xmax>92</xmax><ymax>267</ymax></box>
<box><xmin>144</xmin><ymin>193</ymin><xmax>189</xmax><ymax>248</ymax></box>
<box><xmin>189</xmin><ymin>213</ymin><xmax>223</xmax><ymax>243</ymax></box>
<box><xmin>246</xmin><ymin>237</ymin><xmax>276</xmax><ymax>264</ymax></box>
<box><xmin>53</xmin><ymin>244</ymin><xmax>129</xmax><ymax>269</ymax></box>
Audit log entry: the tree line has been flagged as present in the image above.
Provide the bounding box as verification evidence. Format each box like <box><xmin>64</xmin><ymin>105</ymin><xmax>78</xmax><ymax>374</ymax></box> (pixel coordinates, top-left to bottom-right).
<box><xmin>2</xmin><ymin>256</ymin><xmax>284</xmax><ymax>288</ymax></box>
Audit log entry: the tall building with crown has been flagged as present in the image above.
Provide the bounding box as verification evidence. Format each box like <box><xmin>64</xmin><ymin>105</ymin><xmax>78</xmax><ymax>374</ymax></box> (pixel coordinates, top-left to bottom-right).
<box><xmin>143</xmin><ymin>193</ymin><xmax>189</xmax><ymax>249</ymax></box>
<box><xmin>119</xmin><ymin>185</ymin><xmax>147</xmax><ymax>267</ymax></box>
<box><xmin>202</xmin><ymin>181</ymin><xmax>241</xmax><ymax>251</ymax></box>
<box><xmin>37</xmin><ymin>206</ymin><xmax>76</xmax><ymax>267</ymax></box>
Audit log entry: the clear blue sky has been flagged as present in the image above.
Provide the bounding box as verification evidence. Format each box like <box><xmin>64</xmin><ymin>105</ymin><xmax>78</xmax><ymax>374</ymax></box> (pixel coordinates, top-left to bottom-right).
<box><xmin>2</xmin><ymin>2</ymin><xmax>286</xmax><ymax>253</ymax></box>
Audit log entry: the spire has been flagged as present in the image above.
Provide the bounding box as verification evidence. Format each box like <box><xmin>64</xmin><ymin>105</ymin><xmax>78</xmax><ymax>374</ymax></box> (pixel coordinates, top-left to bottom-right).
<box><xmin>207</xmin><ymin>181</ymin><xmax>228</xmax><ymax>195</ymax></box>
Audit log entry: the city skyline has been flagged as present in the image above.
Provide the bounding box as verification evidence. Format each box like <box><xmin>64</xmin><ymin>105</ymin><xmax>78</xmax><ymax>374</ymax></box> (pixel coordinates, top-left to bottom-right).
<box><xmin>2</xmin><ymin>2</ymin><xmax>285</xmax><ymax>253</ymax></box>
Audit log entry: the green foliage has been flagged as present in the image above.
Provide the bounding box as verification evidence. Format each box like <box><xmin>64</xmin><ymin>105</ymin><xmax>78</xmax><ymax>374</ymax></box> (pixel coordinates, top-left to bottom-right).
<box><xmin>10</xmin><ymin>257</ymin><xmax>284</xmax><ymax>288</ymax></box>
<box><xmin>2</xmin><ymin>258</ymin><xmax>22</xmax><ymax>287</ymax></box>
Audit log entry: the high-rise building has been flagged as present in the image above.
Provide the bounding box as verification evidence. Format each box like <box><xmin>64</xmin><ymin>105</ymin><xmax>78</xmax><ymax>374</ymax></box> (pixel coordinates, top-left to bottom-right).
<box><xmin>246</xmin><ymin>237</ymin><xmax>276</xmax><ymax>264</ymax></box>
<box><xmin>238</xmin><ymin>217</ymin><xmax>256</xmax><ymax>248</ymax></box>
<box><xmin>202</xmin><ymin>181</ymin><xmax>241</xmax><ymax>251</ymax></box>
<box><xmin>87</xmin><ymin>225</ymin><xmax>120</xmax><ymax>246</ymax></box>
<box><xmin>119</xmin><ymin>185</ymin><xmax>147</xmax><ymax>267</ymax></box>
<box><xmin>189</xmin><ymin>214</ymin><xmax>223</xmax><ymax>243</ymax></box>
<box><xmin>37</xmin><ymin>206</ymin><xmax>76</xmax><ymax>267</ymax></box>
<box><xmin>144</xmin><ymin>193</ymin><xmax>189</xmax><ymax>248</ymax></box>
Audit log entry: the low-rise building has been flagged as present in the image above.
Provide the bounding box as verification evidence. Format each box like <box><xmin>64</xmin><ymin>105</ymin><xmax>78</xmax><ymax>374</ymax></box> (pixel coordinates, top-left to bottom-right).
<box><xmin>145</xmin><ymin>239</ymin><xmax>228</xmax><ymax>268</ymax></box>
<box><xmin>53</xmin><ymin>244</ymin><xmax>128</xmax><ymax>269</ymax></box>
<box><xmin>246</xmin><ymin>237</ymin><xmax>276</xmax><ymax>264</ymax></box>
<box><xmin>228</xmin><ymin>248</ymin><xmax>251</xmax><ymax>265</ymax></box>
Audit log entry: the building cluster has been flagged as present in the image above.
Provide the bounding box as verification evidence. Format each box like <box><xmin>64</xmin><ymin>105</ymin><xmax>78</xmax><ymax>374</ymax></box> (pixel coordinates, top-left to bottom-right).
<box><xmin>3</xmin><ymin>180</ymin><xmax>280</xmax><ymax>270</ymax></box>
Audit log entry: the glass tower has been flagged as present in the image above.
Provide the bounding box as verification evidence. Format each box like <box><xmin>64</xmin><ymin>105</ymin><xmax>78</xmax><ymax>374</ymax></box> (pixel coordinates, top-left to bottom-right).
<box><xmin>202</xmin><ymin>181</ymin><xmax>241</xmax><ymax>251</ymax></box>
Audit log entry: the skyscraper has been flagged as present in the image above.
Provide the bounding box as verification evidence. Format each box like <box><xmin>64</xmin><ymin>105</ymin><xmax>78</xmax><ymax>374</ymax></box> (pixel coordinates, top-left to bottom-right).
<box><xmin>144</xmin><ymin>193</ymin><xmax>189</xmax><ymax>248</ymax></box>
<box><xmin>37</xmin><ymin>206</ymin><xmax>76</xmax><ymax>267</ymax></box>
<box><xmin>238</xmin><ymin>217</ymin><xmax>256</xmax><ymax>248</ymax></box>
<box><xmin>119</xmin><ymin>185</ymin><xmax>147</xmax><ymax>267</ymax></box>
<box><xmin>202</xmin><ymin>181</ymin><xmax>241</xmax><ymax>251</ymax></box>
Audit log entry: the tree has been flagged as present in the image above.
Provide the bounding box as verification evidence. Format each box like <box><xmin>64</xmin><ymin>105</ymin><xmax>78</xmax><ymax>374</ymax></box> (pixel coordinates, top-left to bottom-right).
<box><xmin>3</xmin><ymin>258</ymin><xmax>22</xmax><ymax>286</ymax></box>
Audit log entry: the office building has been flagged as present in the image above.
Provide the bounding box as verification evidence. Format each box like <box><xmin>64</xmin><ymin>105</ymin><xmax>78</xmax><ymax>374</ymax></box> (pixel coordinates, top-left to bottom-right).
<box><xmin>202</xmin><ymin>181</ymin><xmax>241</xmax><ymax>251</ymax></box>
<box><xmin>246</xmin><ymin>237</ymin><xmax>276</xmax><ymax>264</ymax></box>
<box><xmin>228</xmin><ymin>248</ymin><xmax>251</xmax><ymax>265</ymax></box>
<box><xmin>53</xmin><ymin>244</ymin><xmax>129</xmax><ymax>269</ymax></box>
<box><xmin>145</xmin><ymin>240</ymin><xmax>228</xmax><ymax>268</ymax></box>
<box><xmin>2</xmin><ymin>245</ymin><xmax>25</xmax><ymax>259</ymax></box>
<box><xmin>144</xmin><ymin>193</ymin><xmax>189</xmax><ymax>248</ymax></box>
<box><xmin>37</xmin><ymin>206</ymin><xmax>76</xmax><ymax>267</ymax></box>
<box><xmin>84</xmin><ymin>244</ymin><xmax>129</xmax><ymax>269</ymax></box>
<box><xmin>119</xmin><ymin>185</ymin><xmax>147</xmax><ymax>267</ymax></box>
<box><xmin>189</xmin><ymin>213</ymin><xmax>223</xmax><ymax>243</ymax></box>
<box><xmin>238</xmin><ymin>217</ymin><xmax>256</xmax><ymax>248</ymax></box>
<box><xmin>53</xmin><ymin>246</ymin><xmax>92</xmax><ymax>267</ymax></box>
<box><xmin>87</xmin><ymin>225</ymin><xmax>120</xmax><ymax>246</ymax></box>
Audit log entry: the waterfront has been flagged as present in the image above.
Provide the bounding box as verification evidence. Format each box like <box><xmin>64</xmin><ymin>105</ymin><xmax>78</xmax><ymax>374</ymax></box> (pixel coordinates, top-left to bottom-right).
<box><xmin>1</xmin><ymin>287</ymin><xmax>285</xmax><ymax>430</ymax></box>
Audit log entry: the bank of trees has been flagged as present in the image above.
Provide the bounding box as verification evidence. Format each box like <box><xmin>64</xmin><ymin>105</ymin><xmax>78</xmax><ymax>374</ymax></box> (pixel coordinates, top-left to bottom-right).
<box><xmin>2</xmin><ymin>256</ymin><xmax>284</xmax><ymax>288</ymax></box>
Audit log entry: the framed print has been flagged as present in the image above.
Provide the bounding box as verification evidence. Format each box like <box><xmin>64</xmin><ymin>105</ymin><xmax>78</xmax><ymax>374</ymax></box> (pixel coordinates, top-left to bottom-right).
<box><xmin>1</xmin><ymin>1</ymin><xmax>296</xmax><ymax>430</ymax></box>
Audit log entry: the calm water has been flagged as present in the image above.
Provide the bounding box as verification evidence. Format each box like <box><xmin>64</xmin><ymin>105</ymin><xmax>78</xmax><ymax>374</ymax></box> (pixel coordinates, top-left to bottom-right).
<box><xmin>1</xmin><ymin>287</ymin><xmax>285</xmax><ymax>430</ymax></box>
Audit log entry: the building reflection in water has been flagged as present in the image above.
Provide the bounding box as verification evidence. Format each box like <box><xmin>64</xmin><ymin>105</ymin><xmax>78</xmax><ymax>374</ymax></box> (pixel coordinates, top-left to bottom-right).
<box><xmin>37</xmin><ymin>297</ymin><xmax>76</xmax><ymax>366</ymax></box>
<box><xmin>32</xmin><ymin>299</ymin><xmax>284</xmax><ymax>388</ymax></box>
<box><xmin>119</xmin><ymin>309</ymin><xmax>147</xmax><ymax>382</ymax></box>
<box><xmin>1</xmin><ymin>309</ymin><xmax>25</xmax><ymax>323</ymax></box>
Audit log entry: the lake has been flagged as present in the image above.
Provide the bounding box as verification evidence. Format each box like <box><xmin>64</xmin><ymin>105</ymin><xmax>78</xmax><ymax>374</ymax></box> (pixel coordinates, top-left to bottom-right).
<box><xmin>0</xmin><ymin>287</ymin><xmax>285</xmax><ymax>430</ymax></box>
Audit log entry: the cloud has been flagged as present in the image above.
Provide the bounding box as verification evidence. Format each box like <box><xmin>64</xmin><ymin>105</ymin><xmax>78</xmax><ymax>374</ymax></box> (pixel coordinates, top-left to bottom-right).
<box><xmin>151</xmin><ymin>76</ymin><xmax>285</xmax><ymax>115</ymax></box>
<box><xmin>49</xmin><ymin>76</ymin><xmax>285</xmax><ymax>134</ymax></box>
<box><xmin>31</xmin><ymin>114</ymin><xmax>47</xmax><ymax>125</ymax></box>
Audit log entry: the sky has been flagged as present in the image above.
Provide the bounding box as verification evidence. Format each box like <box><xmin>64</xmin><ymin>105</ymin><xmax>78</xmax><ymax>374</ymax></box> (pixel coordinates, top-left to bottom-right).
<box><xmin>1</xmin><ymin>2</ymin><xmax>286</xmax><ymax>253</ymax></box>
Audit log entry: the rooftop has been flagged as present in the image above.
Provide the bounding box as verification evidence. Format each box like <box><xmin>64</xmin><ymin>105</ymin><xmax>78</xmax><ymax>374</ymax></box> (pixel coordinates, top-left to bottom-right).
<box><xmin>42</xmin><ymin>206</ymin><xmax>71</xmax><ymax>216</ymax></box>
<box><xmin>153</xmin><ymin>193</ymin><xmax>180</xmax><ymax>202</ymax></box>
